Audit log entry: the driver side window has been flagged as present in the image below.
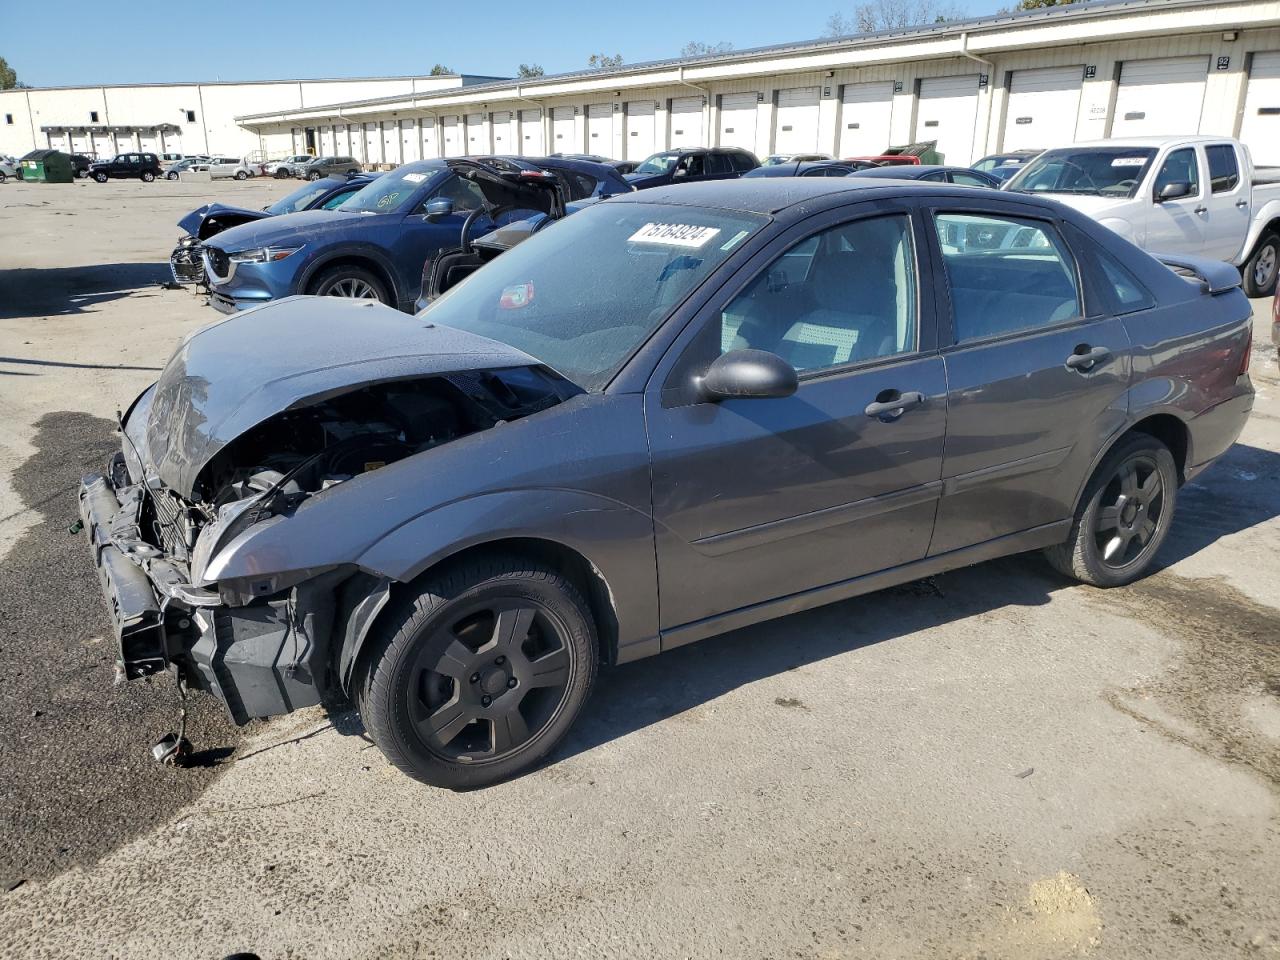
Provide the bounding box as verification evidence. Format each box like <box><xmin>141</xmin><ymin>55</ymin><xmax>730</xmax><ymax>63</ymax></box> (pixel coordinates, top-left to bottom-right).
<box><xmin>1153</xmin><ymin>148</ymin><xmax>1200</xmax><ymax>198</ymax></box>
<box><xmin>714</xmin><ymin>215</ymin><xmax>918</xmax><ymax>375</ymax></box>
<box><xmin>426</xmin><ymin>174</ymin><xmax>486</xmax><ymax>213</ymax></box>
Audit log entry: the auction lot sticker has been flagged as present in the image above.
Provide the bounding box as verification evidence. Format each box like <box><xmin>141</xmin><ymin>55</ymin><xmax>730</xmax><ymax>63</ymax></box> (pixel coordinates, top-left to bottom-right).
<box><xmin>629</xmin><ymin>223</ymin><xmax>722</xmax><ymax>247</ymax></box>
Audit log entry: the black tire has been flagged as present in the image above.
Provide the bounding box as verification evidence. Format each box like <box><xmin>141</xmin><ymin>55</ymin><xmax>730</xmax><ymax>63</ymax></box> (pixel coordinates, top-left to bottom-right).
<box><xmin>141</xmin><ymin>170</ymin><xmax>155</xmax><ymax>182</ymax></box>
<box><xmin>307</xmin><ymin>170</ymin><xmax>322</xmax><ymax>181</ymax></box>
<box><xmin>274</xmin><ymin>168</ymin><xmax>289</xmax><ymax>179</ymax></box>
<box><xmin>234</xmin><ymin>170</ymin><xmax>248</xmax><ymax>181</ymax></box>
<box><xmin>308</xmin><ymin>263</ymin><xmax>391</xmax><ymax>303</ymax></box>
<box><xmin>356</xmin><ymin>557</ymin><xmax>598</xmax><ymax>788</ymax></box>
<box><xmin>166</xmin><ymin>170</ymin><xmax>178</xmax><ymax>180</ymax></box>
<box><xmin>93</xmin><ymin>171</ymin><xmax>108</xmax><ymax>183</ymax></box>
<box><xmin>75</xmin><ymin>169</ymin><xmax>86</xmax><ymax>179</ymax></box>
<box><xmin>0</xmin><ymin>172</ymin><xmax>6</xmax><ymax>183</ymax></box>
<box><xmin>1242</xmin><ymin>231</ymin><xmax>1279</xmax><ymax>299</ymax></box>
<box><xmin>346</xmin><ymin>168</ymin><xmax>358</xmax><ymax>176</ymax></box>
<box><xmin>1044</xmin><ymin>433</ymin><xmax>1178</xmax><ymax>587</ymax></box>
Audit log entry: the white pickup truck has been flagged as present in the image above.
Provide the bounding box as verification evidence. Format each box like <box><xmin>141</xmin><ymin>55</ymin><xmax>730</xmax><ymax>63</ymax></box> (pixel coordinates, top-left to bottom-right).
<box><xmin>1004</xmin><ymin>136</ymin><xmax>1280</xmax><ymax>297</ymax></box>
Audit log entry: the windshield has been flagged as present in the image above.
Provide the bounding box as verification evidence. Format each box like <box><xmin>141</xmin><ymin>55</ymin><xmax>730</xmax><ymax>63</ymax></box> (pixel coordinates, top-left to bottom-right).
<box><xmin>337</xmin><ymin>166</ymin><xmax>437</xmax><ymax>214</ymax></box>
<box><xmin>266</xmin><ymin>179</ymin><xmax>336</xmax><ymax>216</ymax></box>
<box><xmin>632</xmin><ymin>153</ymin><xmax>679</xmax><ymax>176</ymax></box>
<box><xmin>1006</xmin><ymin>147</ymin><xmax>1157</xmax><ymax>198</ymax></box>
<box><xmin>422</xmin><ymin>202</ymin><xmax>766</xmax><ymax>391</ymax></box>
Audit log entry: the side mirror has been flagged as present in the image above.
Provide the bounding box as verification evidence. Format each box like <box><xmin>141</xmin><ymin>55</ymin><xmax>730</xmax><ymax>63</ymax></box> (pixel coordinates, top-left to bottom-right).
<box><xmin>424</xmin><ymin>197</ymin><xmax>454</xmax><ymax>221</ymax></box>
<box><xmin>698</xmin><ymin>349</ymin><xmax>798</xmax><ymax>402</ymax></box>
<box><xmin>672</xmin><ymin>167</ymin><xmax>688</xmax><ymax>178</ymax></box>
<box><xmin>1156</xmin><ymin>181</ymin><xmax>1192</xmax><ymax>202</ymax></box>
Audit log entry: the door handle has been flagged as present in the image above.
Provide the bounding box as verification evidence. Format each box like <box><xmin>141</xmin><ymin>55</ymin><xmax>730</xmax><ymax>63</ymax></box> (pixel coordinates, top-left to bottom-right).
<box><xmin>864</xmin><ymin>390</ymin><xmax>925</xmax><ymax>420</ymax></box>
<box><xmin>1193</xmin><ymin>205</ymin><xmax>1208</xmax><ymax>215</ymax></box>
<box><xmin>1235</xmin><ymin>199</ymin><xmax>1248</xmax><ymax>209</ymax></box>
<box><xmin>1065</xmin><ymin>345</ymin><xmax>1112</xmax><ymax>372</ymax></box>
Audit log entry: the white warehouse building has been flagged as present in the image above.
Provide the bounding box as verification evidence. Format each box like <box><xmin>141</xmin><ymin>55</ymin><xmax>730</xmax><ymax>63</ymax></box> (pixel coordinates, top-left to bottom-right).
<box><xmin>2</xmin><ymin>0</ymin><xmax>1279</xmax><ymax>168</ymax></box>
<box><xmin>236</xmin><ymin>0</ymin><xmax>1280</xmax><ymax>169</ymax></box>
<box><xmin>0</xmin><ymin>74</ymin><xmax>506</xmax><ymax>160</ymax></box>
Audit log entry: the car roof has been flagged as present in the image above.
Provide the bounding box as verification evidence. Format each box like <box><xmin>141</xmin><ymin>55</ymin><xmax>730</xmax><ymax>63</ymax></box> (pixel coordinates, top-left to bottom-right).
<box><xmin>604</xmin><ymin>176</ymin><xmax>976</xmax><ymax>214</ymax></box>
<box><xmin>851</xmin><ymin>164</ymin><xmax>969</xmax><ymax>179</ymax></box>
<box><xmin>1070</xmin><ymin>136</ymin><xmax>1227</xmax><ymax>149</ymax></box>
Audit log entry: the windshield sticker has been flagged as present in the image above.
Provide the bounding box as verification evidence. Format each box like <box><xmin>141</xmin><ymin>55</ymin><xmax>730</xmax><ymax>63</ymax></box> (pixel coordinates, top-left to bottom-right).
<box><xmin>720</xmin><ymin>229</ymin><xmax>750</xmax><ymax>252</ymax></box>
<box><xmin>628</xmin><ymin>223</ymin><xmax>722</xmax><ymax>247</ymax></box>
<box><xmin>376</xmin><ymin>192</ymin><xmax>402</xmax><ymax>208</ymax></box>
<box><xmin>499</xmin><ymin>282</ymin><xmax>535</xmax><ymax>309</ymax></box>
<box><xmin>1110</xmin><ymin>157</ymin><xmax>1148</xmax><ymax>167</ymax></box>
<box><xmin>403</xmin><ymin>173</ymin><xmax>428</xmax><ymax>183</ymax></box>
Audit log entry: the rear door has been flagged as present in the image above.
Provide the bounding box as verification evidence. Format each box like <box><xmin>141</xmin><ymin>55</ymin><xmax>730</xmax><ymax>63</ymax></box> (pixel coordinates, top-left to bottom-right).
<box><xmin>926</xmin><ymin>202</ymin><xmax>1132</xmax><ymax>554</ymax></box>
<box><xmin>1147</xmin><ymin>146</ymin><xmax>1206</xmax><ymax>255</ymax></box>
<box><xmin>645</xmin><ymin>201</ymin><xmax>947</xmax><ymax>629</ymax></box>
<box><xmin>1198</xmin><ymin>142</ymin><xmax>1251</xmax><ymax>262</ymax></box>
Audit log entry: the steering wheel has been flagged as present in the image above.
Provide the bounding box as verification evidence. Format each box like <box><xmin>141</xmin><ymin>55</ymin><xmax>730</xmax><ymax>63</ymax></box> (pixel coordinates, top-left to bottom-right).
<box><xmin>1054</xmin><ymin>158</ymin><xmax>1101</xmax><ymax>192</ymax></box>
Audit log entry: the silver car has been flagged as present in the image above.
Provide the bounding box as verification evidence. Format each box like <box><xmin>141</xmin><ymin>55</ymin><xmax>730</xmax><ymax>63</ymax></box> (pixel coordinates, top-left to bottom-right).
<box><xmin>265</xmin><ymin>154</ymin><xmax>313</xmax><ymax>179</ymax></box>
<box><xmin>209</xmin><ymin>157</ymin><xmax>259</xmax><ymax>181</ymax></box>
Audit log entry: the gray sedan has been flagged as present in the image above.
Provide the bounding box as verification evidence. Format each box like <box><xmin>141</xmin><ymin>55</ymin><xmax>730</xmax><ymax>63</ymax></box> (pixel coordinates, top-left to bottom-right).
<box><xmin>81</xmin><ymin>179</ymin><xmax>1254</xmax><ymax>788</ymax></box>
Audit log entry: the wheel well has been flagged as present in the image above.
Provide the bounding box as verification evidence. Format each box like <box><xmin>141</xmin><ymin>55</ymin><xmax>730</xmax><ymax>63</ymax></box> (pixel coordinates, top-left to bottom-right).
<box><xmin>1128</xmin><ymin>414</ymin><xmax>1189</xmax><ymax>481</ymax></box>
<box><xmin>387</xmin><ymin>538</ymin><xmax>621</xmax><ymax>666</ymax></box>
<box><xmin>304</xmin><ymin>256</ymin><xmax>396</xmax><ymax>300</ymax></box>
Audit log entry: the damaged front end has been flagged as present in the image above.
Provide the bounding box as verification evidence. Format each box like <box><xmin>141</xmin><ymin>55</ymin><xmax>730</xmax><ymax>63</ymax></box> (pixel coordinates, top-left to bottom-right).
<box><xmin>80</xmin><ymin>298</ymin><xmax>576</xmax><ymax>724</ymax></box>
<box><xmin>169</xmin><ymin>235</ymin><xmax>206</xmax><ymax>285</ymax></box>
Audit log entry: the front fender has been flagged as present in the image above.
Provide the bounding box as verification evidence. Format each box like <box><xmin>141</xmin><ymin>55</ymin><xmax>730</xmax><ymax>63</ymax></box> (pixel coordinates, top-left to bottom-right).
<box><xmin>295</xmin><ymin>241</ymin><xmax>403</xmax><ymax>301</ymax></box>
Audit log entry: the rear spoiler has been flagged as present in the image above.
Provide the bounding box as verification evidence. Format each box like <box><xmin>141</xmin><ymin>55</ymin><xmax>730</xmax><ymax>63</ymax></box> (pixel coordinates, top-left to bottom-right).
<box><xmin>1152</xmin><ymin>252</ymin><xmax>1242</xmax><ymax>295</ymax></box>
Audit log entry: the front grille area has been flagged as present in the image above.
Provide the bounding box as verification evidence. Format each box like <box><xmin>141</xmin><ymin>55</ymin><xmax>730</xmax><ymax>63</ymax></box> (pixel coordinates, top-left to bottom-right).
<box><xmin>147</xmin><ymin>487</ymin><xmax>194</xmax><ymax>563</ymax></box>
<box><xmin>170</xmin><ymin>239</ymin><xmax>205</xmax><ymax>284</ymax></box>
<box><xmin>205</xmin><ymin>246</ymin><xmax>230</xmax><ymax>280</ymax></box>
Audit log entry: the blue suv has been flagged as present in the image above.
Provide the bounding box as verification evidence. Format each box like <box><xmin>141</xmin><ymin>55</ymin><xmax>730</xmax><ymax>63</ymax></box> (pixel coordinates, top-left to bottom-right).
<box><xmin>202</xmin><ymin>156</ymin><xmax>630</xmax><ymax>313</ymax></box>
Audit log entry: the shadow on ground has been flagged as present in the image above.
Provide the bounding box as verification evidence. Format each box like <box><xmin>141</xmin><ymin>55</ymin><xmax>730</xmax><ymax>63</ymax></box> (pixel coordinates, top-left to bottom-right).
<box><xmin>0</xmin><ymin>412</ymin><xmax>243</xmax><ymax>892</ymax></box>
<box><xmin>0</xmin><ymin>263</ymin><xmax>171</xmax><ymax>320</ymax></box>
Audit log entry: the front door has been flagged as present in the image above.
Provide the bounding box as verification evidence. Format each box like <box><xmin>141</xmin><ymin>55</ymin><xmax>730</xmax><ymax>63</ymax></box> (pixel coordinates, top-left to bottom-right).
<box><xmin>1146</xmin><ymin>146</ymin><xmax>1205</xmax><ymax>255</ymax></box>
<box><xmin>391</xmin><ymin>174</ymin><xmax>490</xmax><ymax>306</ymax></box>
<box><xmin>646</xmin><ymin>205</ymin><xmax>947</xmax><ymax>630</ymax></box>
<box><xmin>926</xmin><ymin>207</ymin><xmax>1132</xmax><ymax>555</ymax></box>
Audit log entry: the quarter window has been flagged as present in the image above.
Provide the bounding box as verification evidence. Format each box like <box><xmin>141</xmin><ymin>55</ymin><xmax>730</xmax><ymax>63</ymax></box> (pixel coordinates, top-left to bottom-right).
<box><xmin>712</xmin><ymin>214</ymin><xmax>918</xmax><ymax>374</ymax></box>
<box><xmin>1153</xmin><ymin>148</ymin><xmax>1199</xmax><ymax>198</ymax></box>
<box><xmin>950</xmin><ymin>171</ymin><xmax>991</xmax><ymax>187</ymax></box>
<box><xmin>1205</xmin><ymin>144</ymin><xmax>1240</xmax><ymax>193</ymax></box>
<box><xmin>934</xmin><ymin>213</ymin><xmax>1081</xmax><ymax>343</ymax></box>
<box><xmin>1095</xmin><ymin>248</ymin><xmax>1156</xmax><ymax>314</ymax></box>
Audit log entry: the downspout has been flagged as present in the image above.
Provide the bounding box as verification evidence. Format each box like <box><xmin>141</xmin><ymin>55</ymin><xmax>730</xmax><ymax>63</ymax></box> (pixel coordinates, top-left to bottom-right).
<box><xmin>515</xmin><ymin>85</ymin><xmax>548</xmax><ymax>155</ymax></box>
<box><xmin>676</xmin><ymin>66</ymin><xmax>712</xmax><ymax>146</ymax></box>
<box><xmin>959</xmin><ymin>32</ymin><xmax>996</xmax><ymax>160</ymax></box>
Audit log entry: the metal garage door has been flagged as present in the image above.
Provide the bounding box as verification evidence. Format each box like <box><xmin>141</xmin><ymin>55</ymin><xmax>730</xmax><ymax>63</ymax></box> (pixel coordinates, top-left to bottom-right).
<box><xmin>400</xmin><ymin>120</ymin><xmax>420</xmax><ymax>163</ymax></box>
<box><xmin>774</xmin><ymin>86</ymin><xmax>820</xmax><ymax>154</ymax></box>
<box><xmin>465</xmin><ymin>113</ymin><xmax>486</xmax><ymax>154</ymax></box>
<box><xmin>383</xmin><ymin>123</ymin><xmax>399</xmax><ymax>164</ymax></box>
<box><xmin>363</xmin><ymin>123</ymin><xmax>380</xmax><ymax>165</ymax></box>
<box><xmin>626</xmin><ymin>101</ymin><xmax>655</xmax><ymax>160</ymax></box>
<box><xmin>332</xmin><ymin>124</ymin><xmax>347</xmax><ymax>155</ymax></box>
<box><xmin>419</xmin><ymin>118</ymin><xmax>438</xmax><ymax>158</ymax></box>
<box><xmin>839</xmin><ymin>81</ymin><xmax>894</xmax><ymax>157</ymax></box>
<box><xmin>72</xmin><ymin>131</ymin><xmax>91</xmax><ymax>154</ymax></box>
<box><xmin>1002</xmin><ymin>66</ymin><xmax>1082</xmax><ymax>151</ymax></box>
<box><xmin>552</xmin><ymin>107</ymin><xmax>576</xmax><ymax>150</ymax></box>
<box><xmin>718</xmin><ymin>92</ymin><xmax>758</xmax><ymax>151</ymax></box>
<box><xmin>587</xmin><ymin>103</ymin><xmax>613</xmax><ymax>153</ymax></box>
<box><xmin>320</xmin><ymin>126</ymin><xmax>335</xmax><ymax>155</ymax></box>
<box><xmin>92</xmin><ymin>132</ymin><xmax>113</xmax><ymax>158</ymax></box>
<box><xmin>519</xmin><ymin>109</ymin><xmax>543</xmax><ymax>155</ymax></box>
<box><xmin>138</xmin><ymin>131</ymin><xmax>159</xmax><ymax>154</ymax></box>
<box><xmin>1240</xmin><ymin>51</ymin><xmax>1280</xmax><ymax>166</ymax></box>
<box><xmin>670</xmin><ymin>96</ymin><xmax>703</xmax><ymax>148</ymax></box>
<box><xmin>114</xmin><ymin>132</ymin><xmax>135</xmax><ymax>154</ymax></box>
<box><xmin>48</xmin><ymin>132</ymin><xmax>69</xmax><ymax>152</ymax></box>
<box><xmin>915</xmin><ymin>75</ymin><xmax>980</xmax><ymax>165</ymax></box>
<box><xmin>441</xmin><ymin>116</ymin><xmax>462</xmax><ymax>157</ymax></box>
<box><xmin>1111</xmin><ymin>57</ymin><xmax>1207</xmax><ymax>137</ymax></box>
<box><xmin>491</xmin><ymin>111</ymin><xmax>513</xmax><ymax>153</ymax></box>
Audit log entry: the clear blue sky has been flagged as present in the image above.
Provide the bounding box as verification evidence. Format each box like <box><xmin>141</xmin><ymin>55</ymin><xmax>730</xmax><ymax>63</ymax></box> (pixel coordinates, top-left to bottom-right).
<box><xmin>7</xmin><ymin>0</ymin><xmax>1010</xmax><ymax>88</ymax></box>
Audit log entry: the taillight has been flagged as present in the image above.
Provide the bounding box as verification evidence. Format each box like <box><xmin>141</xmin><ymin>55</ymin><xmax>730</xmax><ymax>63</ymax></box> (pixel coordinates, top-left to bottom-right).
<box><xmin>1239</xmin><ymin>335</ymin><xmax>1252</xmax><ymax>376</ymax></box>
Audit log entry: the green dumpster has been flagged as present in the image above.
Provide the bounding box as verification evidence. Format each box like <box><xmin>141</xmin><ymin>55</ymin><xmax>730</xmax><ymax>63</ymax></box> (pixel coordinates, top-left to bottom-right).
<box><xmin>19</xmin><ymin>149</ymin><xmax>75</xmax><ymax>183</ymax></box>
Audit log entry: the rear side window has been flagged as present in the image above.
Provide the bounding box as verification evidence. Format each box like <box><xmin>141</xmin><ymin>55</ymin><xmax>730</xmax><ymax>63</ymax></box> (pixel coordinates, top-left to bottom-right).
<box><xmin>1205</xmin><ymin>145</ymin><xmax>1240</xmax><ymax>193</ymax></box>
<box><xmin>1094</xmin><ymin>248</ymin><xmax>1156</xmax><ymax>314</ymax></box>
<box><xmin>706</xmin><ymin>154</ymin><xmax>733</xmax><ymax>175</ymax></box>
<box><xmin>934</xmin><ymin>213</ymin><xmax>1082</xmax><ymax>343</ymax></box>
<box><xmin>730</xmin><ymin>153</ymin><xmax>754</xmax><ymax>172</ymax></box>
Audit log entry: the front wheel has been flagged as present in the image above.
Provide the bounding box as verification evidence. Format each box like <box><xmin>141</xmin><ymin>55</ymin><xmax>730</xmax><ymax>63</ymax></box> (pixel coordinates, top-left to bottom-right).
<box><xmin>274</xmin><ymin>168</ymin><xmax>289</xmax><ymax>179</ymax></box>
<box><xmin>1242</xmin><ymin>232</ymin><xmax>1279</xmax><ymax>299</ymax></box>
<box><xmin>0</xmin><ymin>172</ymin><xmax>6</xmax><ymax>183</ymax></box>
<box><xmin>308</xmin><ymin>264</ymin><xmax>390</xmax><ymax>304</ymax></box>
<box><xmin>356</xmin><ymin>557</ymin><xmax>598</xmax><ymax>788</ymax></box>
<box><xmin>93</xmin><ymin>171</ymin><xmax>108</xmax><ymax>183</ymax></box>
<box><xmin>1044</xmin><ymin>433</ymin><xmax>1178</xmax><ymax>587</ymax></box>
<box><xmin>307</xmin><ymin>171</ymin><xmax>322</xmax><ymax>181</ymax></box>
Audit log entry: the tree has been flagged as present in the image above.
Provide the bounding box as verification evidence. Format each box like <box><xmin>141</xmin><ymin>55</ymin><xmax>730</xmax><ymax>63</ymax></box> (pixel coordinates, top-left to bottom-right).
<box><xmin>517</xmin><ymin>64</ymin><xmax>545</xmax><ymax>78</ymax></box>
<box><xmin>681</xmin><ymin>41</ymin><xmax>734</xmax><ymax>57</ymax></box>
<box><xmin>824</xmin><ymin>0</ymin><xmax>964</xmax><ymax>36</ymax></box>
<box><xmin>587</xmin><ymin>53</ymin><xmax>624</xmax><ymax>70</ymax></box>
<box><xmin>0</xmin><ymin>57</ymin><xmax>17</xmax><ymax>91</ymax></box>
<box><xmin>429</xmin><ymin>64</ymin><xmax>453</xmax><ymax>76</ymax></box>
<box><xmin>1009</xmin><ymin>0</ymin><xmax>1081</xmax><ymax>8</ymax></box>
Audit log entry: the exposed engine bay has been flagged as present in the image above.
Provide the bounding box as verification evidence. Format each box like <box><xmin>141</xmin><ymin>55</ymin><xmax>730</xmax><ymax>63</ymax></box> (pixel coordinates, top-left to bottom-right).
<box><xmin>137</xmin><ymin>368</ymin><xmax>568</xmax><ymax>571</ymax></box>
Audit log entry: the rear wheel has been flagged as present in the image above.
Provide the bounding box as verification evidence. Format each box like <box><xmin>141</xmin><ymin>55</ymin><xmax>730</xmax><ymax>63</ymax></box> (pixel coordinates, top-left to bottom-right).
<box><xmin>1242</xmin><ymin>232</ymin><xmax>1279</xmax><ymax>299</ymax></box>
<box><xmin>308</xmin><ymin>263</ymin><xmax>390</xmax><ymax>304</ymax></box>
<box><xmin>356</xmin><ymin>557</ymin><xmax>598</xmax><ymax>788</ymax></box>
<box><xmin>1044</xmin><ymin>433</ymin><xmax>1178</xmax><ymax>587</ymax></box>
<box><xmin>141</xmin><ymin>170</ymin><xmax>155</xmax><ymax>182</ymax></box>
<box><xmin>93</xmin><ymin>171</ymin><xmax>108</xmax><ymax>183</ymax></box>
<box><xmin>234</xmin><ymin>170</ymin><xmax>248</xmax><ymax>181</ymax></box>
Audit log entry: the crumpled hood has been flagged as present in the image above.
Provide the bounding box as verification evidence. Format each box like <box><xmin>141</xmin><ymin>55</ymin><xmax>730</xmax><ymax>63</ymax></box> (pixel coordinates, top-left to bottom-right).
<box><xmin>177</xmin><ymin>202</ymin><xmax>272</xmax><ymax>238</ymax></box>
<box><xmin>135</xmin><ymin>296</ymin><xmax>541</xmax><ymax>500</ymax></box>
<box><xmin>204</xmin><ymin>208</ymin><xmax>359</xmax><ymax>253</ymax></box>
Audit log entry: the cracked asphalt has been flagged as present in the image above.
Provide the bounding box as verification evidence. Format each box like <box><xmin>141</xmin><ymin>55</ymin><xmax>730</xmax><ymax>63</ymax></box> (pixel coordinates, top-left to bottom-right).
<box><xmin>0</xmin><ymin>178</ymin><xmax>1278</xmax><ymax>959</ymax></box>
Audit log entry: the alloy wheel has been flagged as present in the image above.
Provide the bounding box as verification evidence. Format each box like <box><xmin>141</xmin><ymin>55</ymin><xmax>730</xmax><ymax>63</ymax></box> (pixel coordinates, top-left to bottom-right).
<box><xmin>1092</xmin><ymin>453</ymin><xmax>1164</xmax><ymax>569</ymax></box>
<box><xmin>325</xmin><ymin>277</ymin><xmax>379</xmax><ymax>299</ymax></box>
<box><xmin>407</xmin><ymin>600</ymin><xmax>574</xmax><ymax>763</ymax></box>
<box><xmin>1255</xmin><ymin>243</ymin><xmax>1277</xmax><ymax>289</ymax></box>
